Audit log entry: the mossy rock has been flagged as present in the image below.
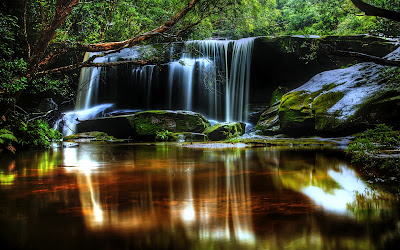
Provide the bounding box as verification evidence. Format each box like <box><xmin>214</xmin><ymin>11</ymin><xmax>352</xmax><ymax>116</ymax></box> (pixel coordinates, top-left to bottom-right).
<box><xmin>278</xmin><ymin>90</ymin><xmax>315</xmax><ymax>135</ymax></box>
<box><xmin>203</xmin><ymin>122</ymin><xmax>246</xmax><ymax>141</ymax></box>
<box><xmin>255</xmin><ymin>104</ymin><xmax>280</xmax><ymax>135</ymax></box>
<box><xmin>270</xmin><ymin>86</ymin><xmax>289</xmax><ymax>106</ymax></box>
<box><xmin>276</xmin><ymin>58</ymin><xmax>400</xmax><ymax>135</ymax></box>
<box><xmin>133</xmin><ymin>110</ymin><xmax>211</xmax><ymax>139</ymax></box>
<box><xmin>64</xmin><ymin>131</ymin><xmax>117</xmax><ymax>142</ymax></box>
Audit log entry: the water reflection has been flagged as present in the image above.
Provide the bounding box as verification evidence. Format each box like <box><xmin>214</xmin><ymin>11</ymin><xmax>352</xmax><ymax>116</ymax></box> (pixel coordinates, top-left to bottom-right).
<box><xmin>0</xmin><ymin>144</ymin><xmax>399</xmax><ymax>249</ymax></box>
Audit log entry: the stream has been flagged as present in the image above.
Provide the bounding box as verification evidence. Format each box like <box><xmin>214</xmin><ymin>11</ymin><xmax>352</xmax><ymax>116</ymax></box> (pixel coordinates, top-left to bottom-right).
<box><xmin>0</xmin><ymin>143</ymin><xmax>399</xmax><ymax>249</ymax></box>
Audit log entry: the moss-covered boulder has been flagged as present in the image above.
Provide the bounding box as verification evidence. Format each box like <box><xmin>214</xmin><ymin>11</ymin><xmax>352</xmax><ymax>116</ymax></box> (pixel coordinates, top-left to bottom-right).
<box><xmin>203</xmin><ymin>122</ymin><xmax>246</xmax><ymax>141</ymax></box>
<box><xmin>278</xmin><ymin>48</ymin><xmax>400</xmax><ymax>135</ymax></box>
<box><xmin>76</xmin><ymin>110</ymin><xmax>210</xmax><ymax>140</ymax></box>
<box><xmin>256</xmin><ymin>86</ymin><xmax>289</xmax><ymax>135</ymax></box>
<box><xmin>133</xmin><ymin>110</ymin><xmax>210</xmax><ymax>139</ymax></box>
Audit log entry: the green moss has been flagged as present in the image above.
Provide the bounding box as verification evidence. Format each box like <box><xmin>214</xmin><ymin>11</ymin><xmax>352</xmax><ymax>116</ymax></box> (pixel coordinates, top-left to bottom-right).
<box><xmin>270</xmin><ymin>86</ymin><xmax>289</xmax><ymax>106</ymax></box>
<box><xmin>134</xmin><ymin>115</ymin><xmax>165</xmax><ymax>136</ymax></box>
<box><xmin>203</xmin><ymin>122</ymin><xmax>245</xmax><ymax>141</ymax></box>
<box><xmin>176</xmin><ymin>113</ymin><xmax>210</xmax><ymax>131</ymax></box>
<box><xmin>312</xmin><ymin>92</ymin><xmax>344</xmax><ymax>114</ymax></box>
<box><xmin>63</xmin><ymin>135</ymin><xmax>81</xmax><ymax>140</ymax></box>
<box><xmin>63</xmin><ymin>131</ymin><xmax>116</xmax><ymax>142</ymax></box>
<box><xmin>280</xmin><ymin>90</ymin><xmax>312</xmax><ymax>110</ymax></box>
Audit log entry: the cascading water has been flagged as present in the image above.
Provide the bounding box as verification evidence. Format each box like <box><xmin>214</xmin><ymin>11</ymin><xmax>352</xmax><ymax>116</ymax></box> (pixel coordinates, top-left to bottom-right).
<box><xmin>59</xmin><ymin>38</ymin><xmax>255</xmax><ymax>136</ymax></box>
<box><xmin>167</xmin><ymin>38</ymin><xmax>254</xmax><ymax>121</ymax></box>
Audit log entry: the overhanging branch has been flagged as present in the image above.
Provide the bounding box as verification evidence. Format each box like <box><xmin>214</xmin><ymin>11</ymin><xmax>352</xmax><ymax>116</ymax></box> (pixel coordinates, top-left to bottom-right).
<box><xmin>350</xmin><ymin>0</ymin><xmax>400</xmax><ymax>22</ymax></box>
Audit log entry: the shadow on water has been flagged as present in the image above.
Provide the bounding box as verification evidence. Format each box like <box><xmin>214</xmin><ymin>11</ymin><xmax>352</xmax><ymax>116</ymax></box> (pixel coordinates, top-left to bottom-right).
<box><xmin>0</xmin><ymin>144</ymin><xmax>399</xmax><ymax>249</ymax></box>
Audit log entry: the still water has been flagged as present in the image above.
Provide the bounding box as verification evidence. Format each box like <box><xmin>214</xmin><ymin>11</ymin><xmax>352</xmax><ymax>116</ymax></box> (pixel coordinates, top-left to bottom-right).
<box><xmin>0</xmin><ymin>143</ymin><xmax>399</xmax><ymax>249</ymax></box>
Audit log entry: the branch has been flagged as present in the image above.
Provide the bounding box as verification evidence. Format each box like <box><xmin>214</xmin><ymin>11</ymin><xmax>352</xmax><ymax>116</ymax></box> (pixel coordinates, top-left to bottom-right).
<box><xmin>73</xmin><ymin>0</ymin><xmax>201</xmax><ymax>52</ymax></box>
<box><xmin>350</xmin><ymin>0</ymin><xmax>400</xmax><ymax>22</ymax></box>
<box><xmin>29</xmin><ymin>0</ymin><xmax>80</xmax><ymax>65</ymax></box>
<box><xmin>325</xmin><ymin>45</ymin><xmax>400</xmax><ymax>67</ymax></box>
<box><xmin>33</xmin><ymin>59</ymin><xmax>157</xmax><ymax>77</ymax></box>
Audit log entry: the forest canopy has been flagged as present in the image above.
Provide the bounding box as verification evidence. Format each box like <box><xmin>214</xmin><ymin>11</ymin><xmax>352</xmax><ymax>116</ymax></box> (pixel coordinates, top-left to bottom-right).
<box><xmin>1</xmin><ymin>0</ymin><xmax>400</xmax><ymax>151</ymax></box>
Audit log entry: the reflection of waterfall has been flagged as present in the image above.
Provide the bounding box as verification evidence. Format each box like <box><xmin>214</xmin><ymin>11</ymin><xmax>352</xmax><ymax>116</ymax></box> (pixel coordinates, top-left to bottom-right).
<box><xmin>169</xmin><ymin>149</ymin><xmax>255</xmax><ymax>244</ymax></box>
<box><xmin>74</xmin><ymin>38</ymin><xmax>255</xmax><ymax>122</ymax></box>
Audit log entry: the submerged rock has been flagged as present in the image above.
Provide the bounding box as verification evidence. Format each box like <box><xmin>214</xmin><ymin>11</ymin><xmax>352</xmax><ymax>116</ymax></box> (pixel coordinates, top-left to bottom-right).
<box><xmin>203</xmin><ymin>122</ymin><xmax>246</xmax><ymax>141</ymax></box>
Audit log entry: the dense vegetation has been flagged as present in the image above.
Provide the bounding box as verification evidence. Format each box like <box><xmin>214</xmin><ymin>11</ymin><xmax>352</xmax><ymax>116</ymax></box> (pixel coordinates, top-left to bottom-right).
<box><xmin>346</xmin><ymin>124</ymin><xmax>400</xmax><ymax>177</ymax></box>
<box><xmin>1</xmin><ymin>0</ymin><xmax>400</xmax><ymax>153</ymax></box>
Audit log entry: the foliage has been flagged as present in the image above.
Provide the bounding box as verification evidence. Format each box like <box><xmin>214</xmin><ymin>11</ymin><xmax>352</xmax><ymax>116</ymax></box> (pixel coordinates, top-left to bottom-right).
<box><xmin>0</xmin><ymin>12</ymin><xmax>28</xmax><ymax>105</ymax></box>
<box><xmin>0</xmin><ymin>129</ymin><xmax>17</xmax><ymax>153</ymax></box>
<box><xmin>13</xmin><ymin>119</ymin><xmax>63</xmax><ymax>149</ymax></box>
<box><xmin>346</xmin><ymin>124</ymin><xmax>400</xmax><ymax>175</ymax></box>
<box><xmin>155</xmin><ymin>130</ymin><xmax>175</xmax><ymax>141</ymax></box>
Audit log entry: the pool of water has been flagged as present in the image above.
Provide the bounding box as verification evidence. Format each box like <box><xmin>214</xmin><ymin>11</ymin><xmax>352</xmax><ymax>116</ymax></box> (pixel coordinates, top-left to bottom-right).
<box><xmin>0</xmin><ymin>143</ymin><xmax>399</xmax><ymax>249</ymax></box>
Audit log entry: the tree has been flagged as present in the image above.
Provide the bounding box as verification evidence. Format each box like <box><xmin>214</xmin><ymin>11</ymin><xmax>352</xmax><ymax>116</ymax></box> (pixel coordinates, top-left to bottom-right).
<box><xmin>1</xmin><ymin>0</ymin><xmax>215</xmax><ymax>119</ymax></box>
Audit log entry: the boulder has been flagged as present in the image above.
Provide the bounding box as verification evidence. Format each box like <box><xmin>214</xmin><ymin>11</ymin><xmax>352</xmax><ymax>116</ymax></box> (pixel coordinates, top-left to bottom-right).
<box><xmin>278</xmin><ymin>58</ymin><xmax>400</xmax><ymax>135</ymax></box>
<box><xmin>133</xmin><ymin>110</ymin><xmax>210</xmax><ymax>138</ymax></box>
<box><xmin>203</xmin><ymin>122</ymin><xmax>246</xmax><ymax>141</ymax></box>
<box><xmin>77</xmin><ymin>110</ymin><xmax>211</xmax><ymax>140</ymax></box>
<box><xmin>255</xmin><ymin>104</ymin><xmax>281</xmax><ymax>135</ymax></box>
<box><xmin>256</xmin><ymin>86</ymin><xmax>288</xmax><ymax>135</ymax></box>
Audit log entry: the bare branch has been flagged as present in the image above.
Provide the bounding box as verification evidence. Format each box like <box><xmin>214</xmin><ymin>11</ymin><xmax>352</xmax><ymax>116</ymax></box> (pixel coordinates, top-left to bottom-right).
<box><xmin>324</xmin><ymin>44</ymin><xmax>400</xmax><ymax>67</ymax></box>
<box><xmin>33</xmin><ymin>59</ymin><xmax>157</xmax><ymax>77</ymax></box>
<box><xmin>350</xmin><ymin>0</ymin><xmax>400</xmax><ymax>22</ymax></box>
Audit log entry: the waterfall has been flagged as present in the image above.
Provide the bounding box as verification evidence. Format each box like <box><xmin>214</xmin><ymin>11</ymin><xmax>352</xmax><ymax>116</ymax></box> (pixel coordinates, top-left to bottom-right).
<box><xmin>227</xmin><ymin>38</ymin><xmax>255</xmax><ymax>122</ymax></box>
<box><xmin>168</xmin><ymin>38</ymin><xmax>254</xmax><ymax>121</ymax></box>
<box><xmin>73</xmin><ymin>38</ymin><xmax>255</xmax><ymax>122</ymax></box>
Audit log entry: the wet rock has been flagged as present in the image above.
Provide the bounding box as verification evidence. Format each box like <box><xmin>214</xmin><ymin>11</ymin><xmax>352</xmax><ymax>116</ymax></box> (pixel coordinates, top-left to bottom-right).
<box><xmin>255</xmin><ymin>104</ymin><xmax>280</xmax><ymax>135</ymax></box>
<box><xmin>278</xmin><ymin>60</ymin><xmax>400</xmax><ymax>135</ymax></box>
<box><xmin>203</xmin><ymin>122</ymin><xmax>246</xmax><ymax>141</ymax></box>
<box><xmin>64</xmin><ymin>131</ymin><xmax>117</xmax><ymax>142</ymax></box>
<box><xmin>133</xmin><ymin>110</ymin><xmax>211</xmax><ymax>139</ymax></box>
<box><xmin>76</xmin><ymin>110</ymin><xmax>211</xmax><ymax>140</ymax></box>
<box><xmin>171</xmin><ymin>132</ymin><xmax>208</xmax><ymax>142</ymax></box>
<box><xmin>255</xmin><ymin>86</ymin><xmax>287</xmax><ymax>135</ymax></box>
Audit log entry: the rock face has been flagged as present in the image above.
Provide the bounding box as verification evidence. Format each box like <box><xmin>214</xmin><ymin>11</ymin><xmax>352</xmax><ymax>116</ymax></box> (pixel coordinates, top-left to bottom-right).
<box><xmin>203</xmin><ymin>122</ymin><xmax>246</xmax><ymax>141</ymax></box>
<box><xmin>76</xmin><ymin>110</ymin><xmax>211</xmax><ymax>140</ymax></box>
<box><xmin>255</xmin><ymin>105</ymin><xmax>281</xmax><ymax>134</ymax></box>
<box><xmin>257</xmin><ymin>47</ymin><xmax>400</xmax><ymax>135</ymax></box>
<box><xmin>255</xmin><ymin>86</ymin><xmax>289</xmax><ymax>134</ymax></box>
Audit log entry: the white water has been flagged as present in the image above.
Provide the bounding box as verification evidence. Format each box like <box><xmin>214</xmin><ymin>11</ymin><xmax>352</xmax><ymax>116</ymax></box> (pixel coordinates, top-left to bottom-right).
<box><xmin>54</xmin><ymin>104</ymin><xmax>114</xmax><ymax>136</ymax></box>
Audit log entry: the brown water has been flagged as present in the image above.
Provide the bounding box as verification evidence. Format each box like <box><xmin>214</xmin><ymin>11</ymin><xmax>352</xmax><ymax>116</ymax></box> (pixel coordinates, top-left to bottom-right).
<box><xmin>0</xmin><ymin>143</ymin><xmax>399</xmax><ymax>249</ymax></box>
